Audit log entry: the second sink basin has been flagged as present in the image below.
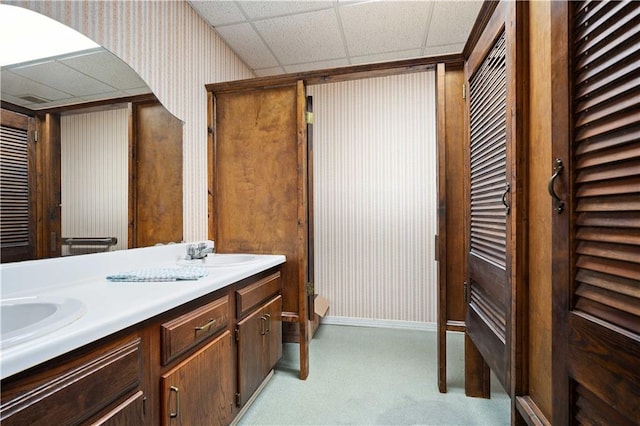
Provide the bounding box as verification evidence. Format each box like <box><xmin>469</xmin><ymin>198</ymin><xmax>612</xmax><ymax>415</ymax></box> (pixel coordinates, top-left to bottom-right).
<box><xmin>177</xmin><ymin>254</ymin><xmax>260</xmax><ymax>268</ymax></box>
<box><xmin>1</xmin><ymin>297</ymin><xmax>87</xmax><ymax>348</ymax></box>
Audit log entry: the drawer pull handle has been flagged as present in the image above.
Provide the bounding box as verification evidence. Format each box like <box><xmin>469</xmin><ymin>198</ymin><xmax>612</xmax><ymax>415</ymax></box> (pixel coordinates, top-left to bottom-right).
<box><xmin>260</xmin><ymin>316</ymin><xmax>267</xmax><ymax>335</ymax></box>
<box><xmin>194</xmin><ymin>318</ymin><xmax>216</xmax><ymax>332</ymax></box>
<box><xmin>264</xmin><ymin>313</ymin><xmax>271</xmax><ymax>333</ymax></box>
<box><xmin>169</xmin><ymin>386</ymin><xmax>180</xmax><ymax>418</ymax></box>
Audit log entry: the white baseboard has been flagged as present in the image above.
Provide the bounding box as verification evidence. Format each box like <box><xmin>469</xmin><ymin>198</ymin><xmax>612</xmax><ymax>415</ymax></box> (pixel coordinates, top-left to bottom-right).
<box><xmin>320</xmin><ymin>316</ymin><xmax>437</xmax><ymax>332</ymax></box>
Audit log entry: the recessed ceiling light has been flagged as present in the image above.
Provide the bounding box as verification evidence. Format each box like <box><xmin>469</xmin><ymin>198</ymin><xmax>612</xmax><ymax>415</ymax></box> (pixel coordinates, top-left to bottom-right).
<box><xmin>0</xmin><ymin>5</ymin><xmax>99</xmax><ymax>67</ymax></box>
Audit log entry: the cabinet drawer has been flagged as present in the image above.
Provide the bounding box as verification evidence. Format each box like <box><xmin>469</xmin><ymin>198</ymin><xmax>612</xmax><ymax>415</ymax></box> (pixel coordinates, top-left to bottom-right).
<box><xmin>0</xmin><ymin>337</ymin><xmax>141</xmax><ymax>426</ymax></box>
<box><xmin>236</xmin><ymin>271</ymin><xmax>281</xmax><ymax>317</ymax></box>
<box><xmin>161</xmin><ymin>295</ymin><xmax>229</xmax><ymax>365</ymax></box>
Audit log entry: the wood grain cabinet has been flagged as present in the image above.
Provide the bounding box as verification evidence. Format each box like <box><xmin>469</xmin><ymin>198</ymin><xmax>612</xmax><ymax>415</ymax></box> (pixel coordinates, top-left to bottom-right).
<box><xmin>160</xmin><ymin>331</ymin><xmax>234</xmax><ymax>426</ymax></box>
<box><xmin>0</xmin><ymin>336</ymin><xmax>145</xmax><ymax>426</ymax></box>
<box><xmin>236</xmin><ymin>295</ymin><xmax>282</xmax><ymax>407</ymax></box>
<box><xmin>0</xmin><ymin>267</ymin><xmax>283</xmax><ymax>426</ymax></box>
<box><xmin>235</xmin><ymin>271</ymin><xmax>283</xmax><ymax>407</ymax></box>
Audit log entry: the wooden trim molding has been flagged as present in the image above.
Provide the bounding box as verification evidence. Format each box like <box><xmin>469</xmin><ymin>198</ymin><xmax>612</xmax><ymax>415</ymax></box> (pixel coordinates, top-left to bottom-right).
<box><xmin>436</xmin><ymin>63</ymin><xmax>448</xmax><ymax>394</ymax></box>
<box><xmin>515</xmin><ymin>396</ymin><xmax>552</xmax><ymax>426</ymax></box>
<box><xmin>206</xmin><ymin>54</ymin><xmax>463</xmax><ymax>94</ymax></box>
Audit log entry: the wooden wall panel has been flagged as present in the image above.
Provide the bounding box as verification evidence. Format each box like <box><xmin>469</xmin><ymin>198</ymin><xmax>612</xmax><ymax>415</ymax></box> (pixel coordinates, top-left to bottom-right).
<box><xmin>133</xmin><ymin>102</ymin><xmax>183</xmax><ymax>248</ymax></box>
<box><xmin>214</xmin><ymin>85</ymin><xmax>300</xmax><ymax>315</ymax></box>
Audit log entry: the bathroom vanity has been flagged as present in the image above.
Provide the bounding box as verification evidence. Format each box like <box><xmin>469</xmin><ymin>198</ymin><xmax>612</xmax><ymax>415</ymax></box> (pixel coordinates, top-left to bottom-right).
<box><xmin>0</xmin><ymin>243</ymin><xmax>285</xmax><ymax>425</ymax></box>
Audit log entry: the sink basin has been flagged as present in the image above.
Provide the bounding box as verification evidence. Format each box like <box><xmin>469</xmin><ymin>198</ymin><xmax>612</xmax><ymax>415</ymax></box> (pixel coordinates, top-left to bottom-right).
<box><xmin>177</xmin><ymin>254</ymin><xmax>261</xmax><ymax>268</ymax></box>
<box><xmin>1</xmin><ymin>297</ymin><xmax>87</xmax><ymax>348</ymax></box>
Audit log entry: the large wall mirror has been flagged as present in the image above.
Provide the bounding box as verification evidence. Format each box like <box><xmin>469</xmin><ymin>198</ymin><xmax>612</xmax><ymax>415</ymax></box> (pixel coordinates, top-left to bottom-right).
<box><xmin>0</xmin><ymin>5</ymin><xmax>183</xmax><ymax>263</ymax></box>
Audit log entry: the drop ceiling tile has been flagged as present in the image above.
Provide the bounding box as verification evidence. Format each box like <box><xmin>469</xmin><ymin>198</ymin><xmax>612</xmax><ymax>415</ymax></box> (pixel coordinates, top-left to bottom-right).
<box><xmin>340</xmin><ymin>1</ymin><xmax>433</xmax><ymax>57</ymax></box>
<box><xmin>253</xmin><ymin>8</ymin><xmax>345</xmax><ymax>65</ymax></box>
<box><xmin>10</xmin><ymin>61</ymin><xmax>115</xmax><ymax>96</ymax></box>
<box><xmin>239</xmin><ymin>1</ymin><xmax>335</xmax><ymax>20</ymax></box>
<box><xmin>350</xmin><ymin>49</ymin><xmax>422</xmax><ymax>66</ymax></box>
<box><xmin>0</xmin><ymin>69</ymin><xmax>73</xmax><ymax>101</ymax></box>
<box><xmin>425</xmin><ymin>1</ymin><xmax>482</xmax><ymax>47</ymax></box>
<box><xmin>284</xmin><ymin>58</ymin><xmax>348</xmax><ymax>73</ymax></box>
<box><xmin>422</xmin><ymin>43</ymin><xmax>465</xmax><ymax>57</ymax></box>
<box><xmin>188</xmin><ymin>1</ymin><xmax>246</xmax><ymax>26</ymax></box>
<box><xmin>79</xmin><ymin>91</ymin><xmax>122</xmax><ymax>102</ymax></box>
<box><xmin>215</xmin><ymin>23</ymin><xmax>279</xmax><ymax>69</ymax></box>
<box><xmin>61</xmin><ymin>49</ymin><xmax>149</xmax><ymax>91</ymax></box>
<box><xmin>254</xmin><ymin>66</ymin><xmax>286</xmax><ymax>77</ymax></box>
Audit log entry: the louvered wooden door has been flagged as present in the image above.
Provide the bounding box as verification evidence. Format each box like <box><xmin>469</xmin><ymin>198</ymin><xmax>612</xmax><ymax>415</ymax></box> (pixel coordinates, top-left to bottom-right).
<box><xmin>465</xmin><ymin>1</ymin><xmax>522</xmax><ymax>393</ymax></box>
<box><xmin>0</xmin><ymin>109</ymin><xmax>35</xmax><ymax>263</ymax></box>
<box><xmin>554</xmin><ymin>1</ymin><xmax>640</xmax><ymax>423</ymax></box>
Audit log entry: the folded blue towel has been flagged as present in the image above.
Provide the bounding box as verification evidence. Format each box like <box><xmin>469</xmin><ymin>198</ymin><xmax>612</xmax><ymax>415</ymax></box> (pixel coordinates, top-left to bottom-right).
<box><xmin>107</xmin><ymin>266</ymin><xmax>208</xmax><ymax>282</ymax></box>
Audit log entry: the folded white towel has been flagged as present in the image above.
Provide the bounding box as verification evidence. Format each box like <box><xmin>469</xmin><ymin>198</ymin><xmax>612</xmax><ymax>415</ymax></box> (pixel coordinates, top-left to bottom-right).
<box><xmin>107</xmin><ymin>266</ymin><xmax>208</xmax><ymax>282</ymax></box>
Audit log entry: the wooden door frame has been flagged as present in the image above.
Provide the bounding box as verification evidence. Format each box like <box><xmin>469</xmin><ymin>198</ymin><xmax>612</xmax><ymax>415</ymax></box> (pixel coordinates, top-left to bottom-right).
<box><xmin>462</xmin><ymin>0</ymin><xmax>529</xmax><ymax>406</ymax></box>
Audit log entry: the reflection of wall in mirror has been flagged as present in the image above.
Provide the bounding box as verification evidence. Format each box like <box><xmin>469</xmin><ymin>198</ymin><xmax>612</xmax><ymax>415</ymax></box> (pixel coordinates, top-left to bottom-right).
<box><xmin>8</xmin><ymin>0</ymin><xmax>254</xmax><ymax>241</ymax></box>
<box><xmin>61</xmin><ymin>108</ymin><xmax>128</xmax><ymax>252</ymax></box>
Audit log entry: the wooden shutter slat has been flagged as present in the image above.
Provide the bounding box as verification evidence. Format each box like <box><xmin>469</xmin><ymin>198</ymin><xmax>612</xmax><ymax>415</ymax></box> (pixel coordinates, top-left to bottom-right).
<box><xmin>1</xmin><ymin>120</ymin><xmax>31</xmax><ymax>255</ymax></box>
<box><xmin>470</xmin><ymin>286</ymin><xmax>506</xmax><ymax>338</ymax></box>
<box><xmin>471</xmin><ymin>149</ymin><xmax>506</xmax><ymax>177</ymax></box>
<box><xmin>469</xmin><ymin>30</ymin><xmax>507</xmax><ymax>269</ymax></box>
<box><xmin>576</xmin><ymin>159</ymin><xmax>640</xmax><ymax>183</ymax></box>
<box><xmin>471</xmin><ymin>187</ymin><xmax>505</xmax><ymax>201</ymax></box>
<box><xmin>575</xmin><ymin>90</ymin><xmax>640</xmax><ymax>128</ymax></box>
<box><xmin>577</xmin><ymin>241</ymin><xmax>640</xmax><ymax>263</ymax></box>
<box><xmin>471</xmin><ymin>156</ymin><xmax>506</xmax><ymax>181</ymax></box>
<box><xmin>576</xmin><ymin>176</ymin><xmax>640</xmax><ymax>197</ymax></box>
<box><xmin>575</xmin><ymin>2</ymin><xmax>639</xmax><ymax>59</ymax></box>
<box><xmin>576</xmin><ymin>75</ymin><xmax>640</xmax><ymax>115</ymax></box>
<box><xmin>576</xmin><ymin>284</ymin><xmax>640</xmax><ymax>317</ymax></box>
<box><xmin>577</xmin><ymin>227</ymin><xmax>640</xmax><ymax>246</ymax></box>
<box><xmin>575</xmin><ymin>299</ymin><xmax>640</xmax><ymax>337</ymax></box>
<box><xmin>577</xmin><ymin>269</ymin><xmax>640</xmax><ymax>299</ymax></box>
<box><xmin>576</xmin><ymin>126</ymin><xmax>640</xmax><ymax>155</ymax></box>
<box><xmin>470</xmin><ymin>115</ymin><xmax>506</xmax><ymax>154</ymax></box>
<box><xmin>577</xmin><ymin>212</ymin><xmax>640</xmax><ymax>228</ymax></box>
<box><xmin>576</xmin><ymin>255</ymin><xmax>640</xmax><ymax>281</ymax></box>
<box><xmin>576</xmin><ymin>195</ymin><xmax>640</xmax><ymax>212</ymax></box>
<box><xmin>576</xmin><ymin>143</ymin><xmax>640</xmax><ymax>168</ymax></box>
<box><xmin>575</xmin><ymin>0</ymin><xmax>610</xmax><ymax>26</ymax></box>
<box><xmin>575</xmin><ymin>109</ymin><xmax>639</xmax><ymax>142</ymax></box>
<box><xmin>470</xmin><ymin>88</ymin><xmax>506</xmax><ymax>139</ymax></box>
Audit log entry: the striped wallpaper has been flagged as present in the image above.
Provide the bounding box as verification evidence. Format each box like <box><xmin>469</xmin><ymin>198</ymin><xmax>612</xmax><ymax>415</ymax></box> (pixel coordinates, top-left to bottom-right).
<box><xmin>11</xmin><ymin>0</ymin><xmax>254</xmax><ymax>242</ymax></box>
<box><xmin>61</xmin><ymin>108</ymin><xmax>128</xmax><ymax>252</ymax></box>
<box><xmin>13</xmin><ymin>2</ymin><xmax>438</xmax><ymax>324</ymax></box>
<box><xmin>308</xmin><ymin>71</ymin><xmax>438</xmax><ymax>324</ymax></box>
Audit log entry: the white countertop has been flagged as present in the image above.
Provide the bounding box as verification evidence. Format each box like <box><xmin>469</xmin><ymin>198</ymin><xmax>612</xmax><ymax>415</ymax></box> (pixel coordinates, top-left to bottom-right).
<box><xmin>0</xmin><ymin>242</ymin><xmax>285</xmax><ymax>380</ymax></box>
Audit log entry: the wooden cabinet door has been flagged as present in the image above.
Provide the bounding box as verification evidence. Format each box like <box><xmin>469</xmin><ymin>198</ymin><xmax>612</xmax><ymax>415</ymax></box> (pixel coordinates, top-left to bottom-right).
<box><xmin>464</xmin><ymin>1</ymin><xmax>524</xmax><ymax>394</ymax></box>
<box><xmin>265</xmin><ymin>296</ymin><xmax>283</xmax><ymax>371</ymax></box>
<box><xmin>237</xmin><ymin>296</ymin><xmax>282</xmax><ymax>407</ymax></box>
<box><xmin>160</xmin><ymin>331</ymin><xmax>233</xmax><ymax>426</ymax></box>
<box><xmin>551</xmin><ymin>1</ymin><xmax>640</xmax><ymax>424</ymax></box>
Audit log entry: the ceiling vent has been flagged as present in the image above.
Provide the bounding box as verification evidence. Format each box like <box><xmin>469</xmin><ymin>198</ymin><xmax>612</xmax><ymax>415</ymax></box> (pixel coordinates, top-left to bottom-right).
<box><xmin>19</xmin><ymin>94</ymin><xmax>49</xmax><ymax>104</ymax></box>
